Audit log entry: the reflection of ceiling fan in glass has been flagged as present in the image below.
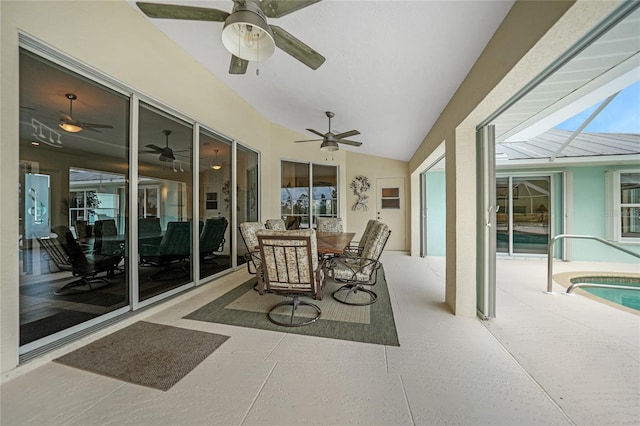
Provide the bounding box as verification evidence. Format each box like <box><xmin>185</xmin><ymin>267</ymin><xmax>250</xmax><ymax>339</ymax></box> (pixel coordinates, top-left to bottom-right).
<box><xmin>143</xmin><ymin>129</ymin><xmax>190</xmax><ymax>163</ymax></box>
<box><xmin>58</xmin><ymin>93</ymin><xmax>114</xmax><ymax>133</ymax></box>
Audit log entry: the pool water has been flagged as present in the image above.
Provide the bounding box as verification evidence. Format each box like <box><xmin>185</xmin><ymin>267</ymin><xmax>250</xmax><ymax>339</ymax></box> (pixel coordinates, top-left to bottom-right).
<box><xmin>572</xmin><ymin>276</ymin><xmax>640</xmax><ymax>311</ymax></box>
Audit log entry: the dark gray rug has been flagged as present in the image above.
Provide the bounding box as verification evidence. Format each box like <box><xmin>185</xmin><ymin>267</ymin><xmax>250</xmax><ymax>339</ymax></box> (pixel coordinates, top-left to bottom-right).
<box><xmin>185</xmin><ymin>267</ymin><xmax>399</xmax><ymax>346</ymax></box>
<box><xmin>54</xmin><ymin>321</ymin><xmax>229</xmax><ymax>391</ymax></box>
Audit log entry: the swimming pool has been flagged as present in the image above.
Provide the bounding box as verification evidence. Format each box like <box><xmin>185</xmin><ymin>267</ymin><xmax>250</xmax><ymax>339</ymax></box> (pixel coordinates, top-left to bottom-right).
<box><xmin>566</xmin><ymin>275</ymin><xmax>640</xmax><ymax>312</ymax></box>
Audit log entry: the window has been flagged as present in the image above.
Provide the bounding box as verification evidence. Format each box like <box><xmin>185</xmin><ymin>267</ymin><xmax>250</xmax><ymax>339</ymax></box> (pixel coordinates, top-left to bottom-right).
<box><xmin>281</xmin><ymin>161</ymin><xmax>338</xmax><ymax>228</ymax></box>
<box><xmin>607</xmin><ymin>170</ymin><xmax>640</xmax><ymax>242</ymax></box>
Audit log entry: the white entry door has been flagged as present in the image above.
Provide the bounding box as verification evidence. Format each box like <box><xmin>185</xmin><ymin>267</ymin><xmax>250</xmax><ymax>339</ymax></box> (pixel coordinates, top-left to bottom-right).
<box><xmin>376</xmin><ymin>177</ymin><xmax>406</xmax><ymax>250</ymax></box>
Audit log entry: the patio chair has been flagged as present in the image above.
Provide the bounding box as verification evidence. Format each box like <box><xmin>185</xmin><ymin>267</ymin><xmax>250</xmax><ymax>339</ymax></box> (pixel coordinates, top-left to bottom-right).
<box><xmin>240</xmin><ymin>221</ymin><xmax>266</xmax><ymax>291</ymax></box>
<box><xmin>317</xmin><ymin>217</ymin><xmax>343</xmax><ymax>232</ymax></box>
<box><xmin>345</xmin><ymin>219</ymin><xmax>378</xmax><ymax>256</ymax></box>
<box><xmin>256</xmin><ymin>229</ymin><xmax>326</xmax><ymax>327</ymax></box>
<box><xmin>285</xmin><ymin>215</ymin><xmax>301</xmax><ymax>230</ymax></box>
<box><xmin>265</xmin><ymin>218</ymin><xmax>286</xmax><ymax>230</ymax></box>
<box><xmin>51</xmin><ymin>225</ymin><xmax>122</xmax><ymax>295</ymax></box>
<box><xmin>326</xmin><ymin>221</ymin><xmax>391</xmax><ymax>306</ymax></box>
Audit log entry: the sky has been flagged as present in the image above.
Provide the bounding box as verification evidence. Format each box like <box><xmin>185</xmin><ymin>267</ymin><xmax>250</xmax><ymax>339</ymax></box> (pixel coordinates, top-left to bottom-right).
<box><xmin>555</xmin><ymin>80</ymin><xmax>640</xmax><ymax>133</ymax></box>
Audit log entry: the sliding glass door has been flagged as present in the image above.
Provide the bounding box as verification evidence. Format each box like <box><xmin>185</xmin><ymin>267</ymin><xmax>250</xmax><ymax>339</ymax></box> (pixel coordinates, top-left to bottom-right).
<box><xmin>137</xmin><ymin>103</ymin><xmax>193</xmax><ymax>301</ymax></box>
<box><xmin>497</xmin><ymin>175</ymin><xmax>552</xmax><ymax>255</ymax></box>
<box><xmin>18</xmin><ymin>49</ymin><xmax>130</xmax><ymax>350</ymax></box>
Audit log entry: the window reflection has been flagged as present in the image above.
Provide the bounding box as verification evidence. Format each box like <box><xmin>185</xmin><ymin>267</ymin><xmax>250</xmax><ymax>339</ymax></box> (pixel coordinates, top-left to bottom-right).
<box><xmin>18</xmin><ymin>49</ymin><xmax>130</xmax><ymax>348</ymax></box>
<box><xmin>137</xmin><ymin>103</ymin><xmax>193</xmax><ymax>300</ymax></box>
<box><xmin>198</xmin><ymin>131</ymin><xmax>232</xmax><ymax>279</ymax></box>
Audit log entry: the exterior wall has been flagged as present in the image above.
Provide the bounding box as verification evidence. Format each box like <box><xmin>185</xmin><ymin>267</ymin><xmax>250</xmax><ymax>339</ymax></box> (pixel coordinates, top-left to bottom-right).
<box><xmin>0</xmin><ymin>1</ymin><xmax>408</xmax><ymax>374</ymax></box>
<box><xmin>424</xmin><ymin>163</ymin><xmax>640</xmax><ymax>262</ymax></box>
<box><xmin>408</xmin><ymin>0</ymin><xmax>623</xmax><ymax>316</ymax></box>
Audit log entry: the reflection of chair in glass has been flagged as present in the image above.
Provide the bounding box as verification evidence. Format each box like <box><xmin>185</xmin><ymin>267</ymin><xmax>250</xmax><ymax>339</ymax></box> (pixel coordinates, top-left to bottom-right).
<box><xmin>316</xmin><ymin>217</ymin><xmax>343</xmax><ymax>232</ymax></box>
<box><xmin>200</xmin><ymin>217</ymin><xmax>228</xmax><ymax>263</ymax></box>
<box><xmin>285</xmin><ymin>216</ymin><xmax>301</xmax><ymax>230</ymax></box>
<box><xmin>139</xmin><ymin>217</ymin><xmax>163</xmax><ymax>264</ymax></box>
<box><xmin>93</xmin><ymin>219</ymin><xmax>118</xmax><ymax>255</ymax></box>
<box><xmin>256</xmin><ymin>229</ymin><xmax>326</xmax><ymax>327</ymax></box>
<box><xmin>37</xmin><ymin>235</ymin><xmax>73</xmax><ymax>273</ymax></box>
<box><xmin>143</xmin><ymin>221</ymin><xmax>192</xmax><ymax>280</ymax></box>
<box><xmin>326</xmin><ymin>221</ymin><xmax>391</xmax><ymax>306</ymax></box>
<box><xmin>51</xmin><ymin>225</ymin><xmax>122</xmax><ymax>295</ymax></box>
<box><xmin>265</xmin><ymin>219</ymin><xmax>286</xmax><ymax>230</ymax></box>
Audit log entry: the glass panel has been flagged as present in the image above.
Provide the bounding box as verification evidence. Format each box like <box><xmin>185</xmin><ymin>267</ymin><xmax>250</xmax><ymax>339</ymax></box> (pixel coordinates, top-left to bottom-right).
<box><xmin>137</xmin><ymin>102</ymin><xmax>193</xmax><ymax>300</ymax></box>
<box><xmin>620</xmin><ymin>172</ymin><xmax>640</xmax><ymax>238</ymax></box>
<box><xmin>312</xmin><ymin>164</ymin><xmax>338</xmax><ymax>224</ymax></box>
<box><xmin>198</xmin><ymin>131</ymin><xmax>232</xmax><ymax>279</ymax></box>
<box><xmin>512</xmin><ymin>177</ymin><xmax>550</xmax><ymax>254</ymax></box>
<box><xmin>19</xmin><ymin>49</ymin><xmax>130</xmax><ymax>348</ymax></box>
<box><xmin>496</xmin><ymin>177</ymin><xmax>510</xmax><ymax>254</ymax></box>
<box><xmin>621</xmin><ymin>207</ymin><xmax>640</xmax><ymax>238</ymax></box>
<box><xmin>237</xmin><ymin>144</ymin><xmax>259</xmax><ymax>265</ymax></box>
<box><xmin>280</xmin><ymin>161</ymin><xmax>310</xmax><ymax>229</ymax></box>
<box><xmin>381</xmin><ymin>187</ymin><xmax>401</xmax><ymax>209</ymax></box>
<box><xmin>382</xmin><ymin>188</ymin><xmax>399</xmax><ymax>198</ymax></box>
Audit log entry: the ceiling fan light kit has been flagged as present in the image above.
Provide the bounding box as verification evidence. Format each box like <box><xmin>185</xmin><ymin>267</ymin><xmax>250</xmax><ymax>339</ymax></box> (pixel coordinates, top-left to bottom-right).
<box><xmin>221</xmin><ymin>2</ymin><xmax>275</xmax><ymax>62</ymax></box>
<box><xmin>58</xmin><ymin>93</ymin><xmax>114</xmax><ymax>133</ymax></box>
<box><xmin>137</xmin><ymin>1</ymin><xmax>325</xmax><ymax>75</ymax></box>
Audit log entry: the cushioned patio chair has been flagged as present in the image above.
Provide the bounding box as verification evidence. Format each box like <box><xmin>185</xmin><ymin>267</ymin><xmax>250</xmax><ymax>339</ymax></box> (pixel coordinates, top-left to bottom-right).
<box><xmin>51</xmin><ymin>225</ymin><xmax>122</xmax><ymax>295</ymax></box>
<box><xmin>240</xmin><ymin>221</ymin><xmax>266</xmax><ymax>291</ymax></box>
<box><xmin>256</xmin><ymin>229</ymin><xmax>326</xmax><ymax>327</ymax></box>
<box><xmin>326</xmin><ymin>221</ymin><xmax>391</xmax><ymax>306</ymax></box>
<box><xmin>345</xmin><ymin>219</ymin><xmax>378</xmax><ymax>256</ymax></box>
<box><xmin>316</xmin><ymin>217</ymin><xmax>343</xmax><ymax>232</ymax></box>
<box><xmin>285</xmin><ymin>215</ymin><xmax>301</xmax><ymax>230</ymax></box>
<box><xmin>265</xmin><ymin>218</ymin><xmax>286</xmax><ymax>230</ymax></box>
<box><xmin>200</xmin><ymin>217</ymin><xmax>228</xmax><ymax>263</ymax></box>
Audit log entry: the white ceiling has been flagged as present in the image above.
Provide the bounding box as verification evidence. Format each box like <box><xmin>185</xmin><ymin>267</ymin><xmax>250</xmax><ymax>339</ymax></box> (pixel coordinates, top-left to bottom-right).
<box><xmin>126</xmin><ymin>0</ymin><xmax>514</xmax><ymax>161</ymax></box>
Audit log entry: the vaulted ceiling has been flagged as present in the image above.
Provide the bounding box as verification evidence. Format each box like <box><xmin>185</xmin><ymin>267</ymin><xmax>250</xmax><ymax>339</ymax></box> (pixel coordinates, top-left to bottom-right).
<box><xmin>126</xmin><ymin>0</ymin><xmax>515</xmax><ymax>161</ymax></box>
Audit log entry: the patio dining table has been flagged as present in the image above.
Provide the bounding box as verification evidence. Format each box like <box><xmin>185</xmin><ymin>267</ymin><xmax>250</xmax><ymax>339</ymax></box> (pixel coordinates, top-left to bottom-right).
<box><xmin>316</xmin><ymin>232</ymin><xmax>356</xmax><ymax>256</ymax></box>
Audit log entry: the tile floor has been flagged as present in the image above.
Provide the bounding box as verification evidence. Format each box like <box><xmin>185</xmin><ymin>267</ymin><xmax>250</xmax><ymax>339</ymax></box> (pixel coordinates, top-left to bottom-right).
<box><xmin>1</xmin><ymin>252</ymin><xmax>638</xmax><ymax>425</ymax></box>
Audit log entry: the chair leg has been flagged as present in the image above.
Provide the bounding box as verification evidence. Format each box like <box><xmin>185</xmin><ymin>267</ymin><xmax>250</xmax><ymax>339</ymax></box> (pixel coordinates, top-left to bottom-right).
<box><xmin>332</xmin><ymin>284</ymin><xmax>378</xmax><ymax>306</ymax></box>
<box><xmin>267</xmin><ymin>295</ymin><xmax>321</xmax><ymax>327</ymax></box>
<box><xmin>54</xmin><ymin>276</ymin><xmax>110</xmax><ymax>296</ymax></box>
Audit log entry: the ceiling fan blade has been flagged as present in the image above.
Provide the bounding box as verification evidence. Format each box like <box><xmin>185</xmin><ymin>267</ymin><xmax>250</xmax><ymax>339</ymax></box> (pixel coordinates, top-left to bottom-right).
<box><xmin>270</xmin><ymin>25</ymin><xmax>325</xmax><ymax>70</ymax></box>
<box><xmin>80</xmin><ymin>123</ymin><xmax>114</xmax><ymax>129</ymax></box>
<box><xmin>261</xmin><ymin>0</ymin><xmax>321</xmax><ymax>18</ymax></box>
<box><xmin>136</xmin><ymin>2</ymin><xmax>229</xmax><ymax>21</ymax></box>
<box><xmin>229</xmin><ymin>55</ymin><xmax>248</xmax><ymax>75</ymax></box>
<box><xmin>306</xmin><ymin>128</ymin><xmax>325</xmax><ymax>138</ymax></box>
<box><xmin>334</xmin><ymin>129</ymin><xmax>360</xmax><ymax>139</ymax></box>
<box><xmin>145</xmin><ymin>144</ymin><xmax>163</xmax><ymax>152</ymax></box>
<box><xmin>294</xmin><ymin>139</ymin><xmax>323</xmax><ymax>143</ymax></box>
<box><xmin>336</xmin><ymin>139</ymin><xmax>363</xmax><ymax>147</ymax></box>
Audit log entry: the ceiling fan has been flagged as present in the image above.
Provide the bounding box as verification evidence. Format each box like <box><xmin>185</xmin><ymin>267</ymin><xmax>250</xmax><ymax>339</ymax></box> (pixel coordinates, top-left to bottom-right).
<box><xmin>136</xmin><ymin>0</ymin><xmax>325</xmax><ymax>74</ymax></box>
<box><xmin>144</xmin><ymin>130</ymin><xmax>189</xmax><ymax>162</ymax></box>
<box><xmin>59</xmin><ymin>93</ymin><xmax>114</xmax><ymax>133</ymax></box>
<box><xmin>295</xmin><ymin>111</ymin><xmax>363</xmax><ymax>151</ymax></box>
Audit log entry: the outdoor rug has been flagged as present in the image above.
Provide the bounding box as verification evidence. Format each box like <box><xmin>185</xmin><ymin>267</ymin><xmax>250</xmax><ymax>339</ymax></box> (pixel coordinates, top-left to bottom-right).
<box><xmin>184</xmin><ymin>266</ymin><xmax>399</xmax><ymax>346</ymax></box>
<box><xmin>54</xmin><ymin>321</ymin><xmax>229</xmax><ymax>391</ymax></box>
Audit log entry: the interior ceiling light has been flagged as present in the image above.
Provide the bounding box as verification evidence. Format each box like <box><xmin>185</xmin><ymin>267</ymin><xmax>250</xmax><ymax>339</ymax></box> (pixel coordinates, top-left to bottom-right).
<box><xmin>212</xmin><ymin>149</ymin><xmax>222</xmax><ymax>170</ymax></box>
<box><xmin>221</xmin><ymin>0</ymin><xmax>275</xmax><ymax>62</ymax></box>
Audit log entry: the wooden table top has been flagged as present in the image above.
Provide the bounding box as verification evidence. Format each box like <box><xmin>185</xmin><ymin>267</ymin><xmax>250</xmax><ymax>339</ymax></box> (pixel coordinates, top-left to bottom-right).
<box><xmin>316</xmin><ymin>232</ymin><xmax>356</xmax><ymax>255</ymax></box>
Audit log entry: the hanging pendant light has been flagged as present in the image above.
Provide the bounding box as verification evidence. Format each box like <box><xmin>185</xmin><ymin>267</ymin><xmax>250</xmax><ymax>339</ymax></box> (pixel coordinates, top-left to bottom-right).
<box><xmin>211</xmin><ymin>149</ymin><xmax>223</xmax><ymax>170</ymax></box>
